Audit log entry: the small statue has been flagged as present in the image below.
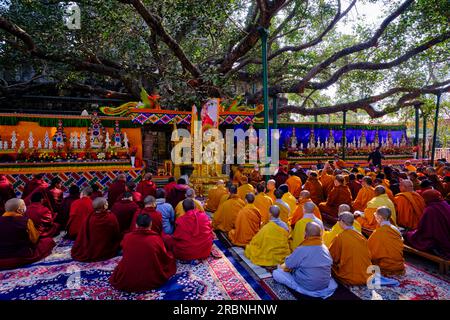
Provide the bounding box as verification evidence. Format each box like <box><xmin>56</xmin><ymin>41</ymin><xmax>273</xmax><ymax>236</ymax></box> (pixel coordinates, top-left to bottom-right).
<box><xmin>73</xmin><ymin>132</ymin><xmax>79</xmax><ymax>149</ymax></box>
<box><xmin>19</xmin><ymin>140</ymin><xmax>25</xmax><ymax>149</ymax></box>
<box><xmin>290</xmin><ymin>127</ymin><xmax>298</xmax><ymax>149</ymax></box>
<box><xmin>11</xmin><ymin>131</ymin><xmax>17</xmax><ymax>149</ymax></box>
<box><xmin>123</xmin><ymin>132</ymin><xmax>129</xmax><ymax>149</ymax></box>
<box><xmin>44</xmin><ymin>131</ymin><xmax>50</xmax><ymax>149</ymax></box>
<box><xmin>37</xmin><ymin>141</ymin><xmax>42</xmax><ymax>149</ymax></box>
<box><xmin>112</xmin><ymin>120</ymin><xmax>123</xmax><ymax>147</ymax></box>
<box><xmin>309</xmin><ymin>128</ymin><xmax>315</xmax><ymax>148</ymax></box>
<box><xmin>48</xmin><ymin>140</ymin><xmax>53</xmax><ymax>150</ymax></box>
<box><xmin>53</xmin><ymin>120</ymin><xmax>67</xmax><ymax>148</ymax></box>
<box><xmin>0</xmin><ymin>139</ymin><xmax>2</xmax><ymax>150</ymax></box>
<box><xmin>88</xmin><ymin>112</ymin><xmax>105</xmax><ymax>149</ymax></box>
<box><xmin>3</xmin><ymin>141</ymin><xmax>8</xmax><ymax>150</ymax></box>
<box><xmin>105</xmin><ymin>132</ymin><xmax>111</xmax><ymax>149</ymax></box>
<box><xmin>80</xmin><ymin>132</ymin><xmax>87</xmax><ymax>149</ymax></box>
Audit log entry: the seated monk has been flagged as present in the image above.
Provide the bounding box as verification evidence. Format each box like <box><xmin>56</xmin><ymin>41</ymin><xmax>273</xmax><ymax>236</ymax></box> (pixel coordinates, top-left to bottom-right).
<box><xmin>124</xmin><ymin>181</ymin><xmax>143</xmax><ymax>207</ymax></box>
<box><xmin>323</xmin><ymin>204</ymin><xmax>362</xmax><ymax>248</ymax></box>
<box><xmin>373</xmin><ymin>178</ymin><xmax>395</xmax><ymax>203</ymax></box>
<box><xmin>71</xmin><ymin>197</ymin><xmax>121</xmax><ymax>262</ymax></box>
<box><xmin>347</xmin><ymin>174</ymin><xmax>362</xmax><ymax>200</ymax></box>
<box><xmin>110</xmin><ymin>213</ymin><xmax>176</xmax><ymax>292</ymax></box>
<box><xmin>266</xmin><ymin>179</ymin><xmax>277</xmax><ymax>202</ymax></box>
<box><xmin>136</xmin><ymin>173</ymin><xmax>157</xmax><ymax>199</ymax></box>
<box><xmin>47</xmin><ymin>177</ymin><xmax>64</xmax><ymax>216</ymax></box>
<box><xmin>352</xmin><ymin>176</ymin><xmax>375</xmax><ymax>212</ymax></box>
<box><xmin>368</xmin><ymin>207</ymin><xmax>405</xmax><ymax>276</ymax></box>
<box><xmin>174</xmin><ymin>188</ymin><xmax>204</xmax><ymax>218</ymax></box>
<box><xmin>166</xmin><ymin>199</ymin><xmax>213</xmax><ymax>261</ymax></box>
<box><xmin>289</xmin><ymin>190</ymin><xmax>321</xmax><ymax>230</ymax></box>
<box><xmin>67</xmin><ymin>187</ymin><xmax>94</xmax><ymax>240</ymax></box>
<box><xmin>273</xmin><ymin>222</ymin><xmax>338</xmax><ymax>299</ymax></box>
<box><xmin>130</xmin><ymin>196</ymin><xmax>163</xmax><ymax>234</ymax></box>
<box><xmin>249</xmin><ymin>165</ymin><xmax>263</xmax><ymax>188</ymax></box>
<box><xmin>111</xmin><ymin>192</ymin><xmax>140</xmax><ymax>234</ymax></box>
<box><xmin>279</xmin><ymin>184</ymin><xmax>297</xmax><ymax>215</ymax></box>
<box><xmin>302</xmin><ymin>171</ymin><xmax>325</xmax><ymax>205</ymax></box>
<box><xmin>166</xmin><ymin>178</ymin><xmax>189</xmax><ymax>209</ymax></box>
<box><xmin>355</xmin><ymin>185</ymin><xmax>397</xmax><ymax>232</ymax></box>
<box><xmin>22</xmin><ymin>174</ymin><xmax>48</xmax><ymax>199</ymax></box>
<box><xmin>290</xmin><ymin>202</ymin><xmax>324</xmax><ymax>251</ymax></box>
<box><xmin>404</xmin><ymin>160</ymin><xmax>417</xmax><ymax>172</ymax></box>
<box><xmin>329</xmin><ymin>212</ymin><xmax>372</xmax><ymax>285</ymax></box>
<box><xmin>273</xmin><ymin>189</ymin><xmax>291</xmax><ymax>224</ymax></box>
<box><xmin>0</xmin><ymin>199</ymin><xmax>55</xmax><ymax>270</ymax></box>
<box><xmin>155</xmin><ymin>188</ymin><xmax>176</xmax><ymax>235</ymax></box>
<box><xmin>107</xmin><ymin>174</ymin><xmax>127</xmax><ymax>208</ymax></box>
<box><xmin>204</xmin><ymin>180</ymin><xmax>228</xmax><ymax>212</ymax></box>
<box><xmin>164</xmin><ymin>177</ymin><xmax>177</xmax><ymax>197</ymax></box>
<box><xmin>56</xmin><ymin>185</ymin><xmax>79</xmax><ymax>229</ymax></box>
<box><xmin>319</xmin><ymin>164</ymin><xmax>335</xmax><ymax>198</ymax></box>
<box><xmin>232</xmin><ymin>165</ymin><xmax>247</xmax><ymax>186</ymax></box>
<box><xmin>318</xmin><ymin>175</ymin><xmax>353</xmax><ymax>225</ymax></box>
<box><xmin>254</xmin><ymin>183</ymin><xmax>274</xmax><ymax>225</ymax></box>
<box><xmin>212</xmin><ymin>185</ymin><xmax>245</xmax><ymax>232</ymax></box>
<box><xmin>26</xmin><ymin>192</ymin><xmax>59</xmax><ymax>238</ymax></box>
<box><xmin>405</xmin><ymin>189</ymin><xmax>450</xmax><ymax>259</ymax></box>
<box><xmin>394</xmin><ymin>179</ymin><xmax>425</xmax><ymax>230</ymax></box>
<box><xmin>90</xmin><ymin>184</ymin><xmax>103</xmax><ymax>201</ymax></box>
<box><xmin>0</xmin><ymin>174</ymin><xmax>15</xmax><ymax>213</ymax></box>
<box><xmin>237</xmin><ymin>176</ymin><xmax>255</xmax><ymax>201</ymax></box>
<box><xmin>244</xmin><ymin>206</ymin><xmax>291</xmax><ymax>267</ymax></box>
<box><xmin>286</xmin><ymin>170</ymin><xmax>302</xmax><ymax>199</ymax></box>
<box><xmin>228</xmin><ymin>193</ymin><xmax>262</xmax><ymax>246</ymax></box>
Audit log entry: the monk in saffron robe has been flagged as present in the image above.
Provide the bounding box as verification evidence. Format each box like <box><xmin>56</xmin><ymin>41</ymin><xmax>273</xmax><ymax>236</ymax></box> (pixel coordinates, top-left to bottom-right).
<box><xmin>174</xmin><ymin>188</ymin><xmax>204</xmax><ymax>218</ymax></box>
<box><xmin>405</xmin><ymin>190</ymin><xmax>450</xmax><ymax>259</ymax></box>
<box><xmin>368</xmin><ymin>207</ymin><xmax>405</xmax><ymax>275</ymax></box>
<box><xmin>273</xmin><ymin>189</ymin><xmax>290</xmax><ymax>224</ymax></box>
<box><xmin>352</xmin><ymin>176</ymin><xmax>375</xmax><ymax>212</ymax></box>
<box><xmin>232</xmin><ymin>165</ymin><xmax>247</xmax><ymax>186</ymax></box>
<box><xmin>107</xmin><ymin>174</ymin><xmax>127</xmax><ymax>208</ymax></box>
<box><xmin>22</xmin><ymin>174</ymin><xmax>48</xmax><ymax>199</ymax></box>
<box><xmin>110</xmin><ymin>213</ymin><xmax>176</xmax><ymax>292</ymax></box>
<box><xmin>71</xmin><ymin>197</ymin><xmax>121</xmax><ymax>262</ymax></box>
<box><xmin>329</xmin><ymin>212</ymin><xmax>371</xmax><ymax>285</ymax></box>
<box><xmin>290</xmin><ymin>202</ymin><xmax>324</xmax><ymax>251</ymax></box>
<box><xmin>394</xmin><ymin>179</ymin><xmax>425</xmax><ymax>230</ymax></box>
<box><xmin>111</xmin><ymin>192</ymin><xmax>140</xmax><ymax>234</ymax></box>
<box><xmin>249</xmin><ymin>165</ymin><xmax>263</xmax><ymax>188</ymax></box>
<box><xmin>286</xmin><ymin>170</ymin><xmax>302</xmax><ymax>198</ymax></box>
<box><xmin>373</xmin><ymin>178</ymin><xmax>395</xmax><ymax>203</ymax></box>
<box><xmin>56</xmin><ymin>185</ymin><xmax>79</xmax><ymax>228</ymax></box>
<box><xmin>130</xmin><ymin>196</ymin><xmax>163</xmax><ymax>234</ymax></box>
<box><xmin>26</xmin><ymin>192</ymin><xmax>59</xmax><ymax>238</ymax></box>
<box><xmin>166</xmin><ymin>178</ymin><xmax>189</xmax><ymax>209</ymax></box>
<box><xmin>212</xmin><ymin>185</ymin><xmax>245</xmax><ymax>232</ymax></box>
<box><xmin>355</xmin><ymin>185</ymin><xmax>397</xmax><ymax>231</ymax></box>
<box><xmin>244</xmin><ymin>206</ymin><xmax>291</xmax><ymax>266</ymax></box>
<box><xmin>166</xmin><ymin>199</ymin><xmax>213</xmax><ymax>260</ymax></box>
<box><xmin>279</xmin><ymin>184</ymin><xmax>297</xmax><ymax>215</ymax></box>
<box><xmin>319</xmin><ymin>165</ymin><xmax>335</xmax><ymax>198</ymax></box>
<box><xmin>229</xmin><ymin>193</ymin><xmax>262</xmax><ymax>246</ymax></box>
<box><xmin>136</xmin><ymin>173</ymin><xmax>157</xmax><ymax>199</ymax></box>
<box><xmin>318</xmin><ymin>175</ymin><xmax>353</xmax><ymax>225</ymax></box>
<box><xmin>205</xmin><ymin>180</ymin><xmax>228</xmax><ymax>212</ymax></box>
<box><xmin>303</xmin><ymin>171</ymin><xmax>325</xmax><ymax>205</ymax></box>
<box><xmin>289</xmin><ymin>190</ymin><xmax>321</xmax><ymax>229</ymax></box>
<box><xmin>404</xmin><ymin>160</ymin><xmax>417</xmax><ymax>172</ymax></box>
<box><xmin>347</xmin><ymin>174</ymin><xmax>362</xmax><ymax>200</ymax></box>
<box><xmin>254</xmin><ymin>183</ymin><xmax>274</xmax><ymax>225</ymax></box>
<box><xmin>0</xmin><ymin>174</ymin><xmax>15</xmax><ymax>213</ymax></box>
<box><xmin>237</xmin><ymin>176</ymin><xmax>255</xmax><ymax>201</ymax></box>
<box><xmin>266</xmin><ymin>179</ymin><xmax>277</xmax><ymax>202</ymax></box>
<box><xmin>0</xmin><ymin>199</ymin><xmax>55</xmax><ymax>270</ymax></box>
<box><xmin>323</xmin><ymin>204</ymin><xmax>361</xmax><ymax>248</ymax></box>
<box><xmin>67</xmin><ymin>186</ymin><xmax>94</xmax><ymax>239</ymax></box>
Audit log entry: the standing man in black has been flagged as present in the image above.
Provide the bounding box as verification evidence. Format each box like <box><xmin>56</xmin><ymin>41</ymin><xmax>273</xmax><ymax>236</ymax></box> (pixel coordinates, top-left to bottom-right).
<box><xmin>368</xmin><ymin>146</ymin><xmax>385</xmax><ymax>169</ymax></box>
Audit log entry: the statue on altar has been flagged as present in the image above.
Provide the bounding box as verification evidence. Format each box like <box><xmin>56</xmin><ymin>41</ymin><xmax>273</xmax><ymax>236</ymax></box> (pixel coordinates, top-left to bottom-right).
<box><xmin>374</xmin><ymin>130</ymin><xmax>380</xmax><ymax>146</ymax></box>
<box><xmin>400</xmin><ymin>132</ymin><xmax>407</xmax><ymax>146</ymax></box>
<box><xmin>360</xmin><ymin>130</ymin><xmax>367</xmax><ymax>147</ymax></box>
<box><xmin>290</xmin><ymin>127</ymin><xmax>298</xmax><ymax>149</ymax></box>
<box><xmin>327</xmin><ymin>129</ymin><xmax>335</xmax><ymax>147</ymax></box>
<box><xmin>387</xmin><ymin>131</ymin><xmax>393</xmax><ymax>146</ymax></box>
<box><xmin>88</xmin><ymin>112</ymin><xmax>106</xmax><ymax>149</ymax></box>
<box><xmin>112</xmin><ymin>120</ymin><xmax>124</xmax><ymax>147</ymax></box>
<box><xmin>53</xmin><ymin>120</ymin><xmax>67</xmax><ymax>148</ymax></box>
<box><xmin>309</xmin><ymin>128</ymin><xmax>316</xmax><ymax>148</ymax></box>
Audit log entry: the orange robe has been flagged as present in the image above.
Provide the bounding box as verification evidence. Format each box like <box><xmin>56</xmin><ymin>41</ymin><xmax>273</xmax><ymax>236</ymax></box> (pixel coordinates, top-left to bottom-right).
<box><xmin>329</xmin><ymin>229</ymin><xmax>371</xmax><ymax>285</ymax></box>
<box><xmin>254</xmin><ymin>193</ymin><xmax>273</xmax><ymax>225</ymax></box>
<box><xmin>288</xmin><ymin>198</ymin><xmax>322</xmax><ymax>229</ymax></box>
<box><xmin>266</xmin><ymin>190</ymin><xmax>276</xmax><ymax>202</ymax></box>
<box><xmin>394</xmin><ymin>191</ymin><xmax>425</xmax><ymax>229</ymax></box>
<box><xmin>212</xmin><ymin>194</ymin><xmax>245</xmax><ymax>232</ymax></box>
<box><xmin>405</xmin><ymin>165</ymin><xmax>417</xmax><ymax>172</ymax></box>
<box><xmin>205</xmin><ymin>186</ymin><xmax>229</xmax><ymax>212</ymax></box>
<box><xmin>352</xmin><ymin>186</ymin><xmax>375</xmax><ymax>212</ymax></box>
<box><xmin>286</xmin><ymin>175</ymin><xmax>302</xmax><ymax>198</ymax></box>
<box><xmin>368</xmin><ymin>224</ymin><xmax>405</xmax><ymax>276</ymax></box>
<box><xmin>320</xmin><ymin>173</ymin><xmax>335</xmax><ymax>198</ymax></box>
<box><xmin>318</xmin><ymin>185</ymin><xmax>353</xmax><ymax>218</ymax></box>
<box><xmin>303</xmin><ymin>177</ymin><xmax>325</xmax><ymax>205</ymax></box>
<box><xmin>237</xmin><ymin>183</ymin><xmax>255</xmax><ymax>201</ymax></box>
<box><xmin>228</xmin><ymin>204</ymin><xmax>262</xmax><ymax>246</ymax></box>
<box><xmin>232</xmin><ymin>170</ymin><xmax>246</xmax><ymax>186</ymax></box>
<box><xmin>357</xmin><ymin>194</ymin><xmax>397</xmax><ymax>231</ymax></box>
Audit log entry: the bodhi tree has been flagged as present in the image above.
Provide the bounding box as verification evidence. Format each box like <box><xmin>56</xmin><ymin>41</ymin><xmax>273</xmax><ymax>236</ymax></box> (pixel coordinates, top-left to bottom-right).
<box><xmin>0</xmin><ymin>0</ymin><xmax>449</xmax><ymax>117</ymax></box>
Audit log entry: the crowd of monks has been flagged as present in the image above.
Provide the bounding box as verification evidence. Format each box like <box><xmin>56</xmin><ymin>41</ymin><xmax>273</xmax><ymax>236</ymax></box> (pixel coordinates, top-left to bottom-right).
<box><xmin>0</xmin><ymin>157</ymin><xmax>450</xmax><ymax>297</ymax></box>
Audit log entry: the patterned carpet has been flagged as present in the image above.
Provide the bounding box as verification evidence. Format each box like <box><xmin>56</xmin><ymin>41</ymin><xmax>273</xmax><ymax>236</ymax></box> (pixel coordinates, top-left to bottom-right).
<box><xmin>0</xmin><ymin>236</ymin><xmax>270</xmax><ymax>300</ymax></box>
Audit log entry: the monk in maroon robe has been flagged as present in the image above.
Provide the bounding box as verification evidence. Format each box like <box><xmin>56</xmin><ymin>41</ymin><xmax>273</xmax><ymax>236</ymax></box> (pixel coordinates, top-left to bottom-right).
<box><xmin>107</xmin><ymin>174</ymin><xmax>127</xmax><ymax>208</ymax></box>
<box><xmin>125</xmin><ymin>181</ymin><xmax>143</xmax><ymax>207</ymax></box>
<box><xmin>348</xmin><ymin>174</ymin><xmax>362</xmax><ymax>200</ymax></box>
<box><xmin>405</xmin><ymin>189</ymin><xmax>450</xmax><ymax>259</ymax></box>
<box><xmin>47</xmin><ymin>177</ymin><xmax>64</xmax><ymax>216</ymax></box>
<box><xmin>165</xmin><ymin>199</ymin><xmax>213</xmax><ymax>261</ymax></box>
<box><xmin>22</xmin><ymin>174</ymin><xmax>48</xmax><ymax>199</ymax></box>
<box><xmin>137</xmin><ymin>173</ymin><xmax>157</xmax><ymax>199</ymax></box>
<box><xmin>56</xmin><ymin>185</ymin><xmax>79</xmax><ymax>228</ymax></box>
<box><xmin>26</xmin><ymin>192</ymin><xmax>59</xmax><ymax>238</ymax></box>
<box><xmin>90</xmin><ymin>184</ymin><xmax>103</xmax><ymax>201</ymax></box>
<box><xmin>71</xmin><ymin>197</ymin><xmax>121</xmax><ymax>262</ymax></box>
<box><xmin>67</xmin><ymin>186</ymin><xmax>94</xmax><ymax>239</ymax></box>
<box><xmin>111</xmin><ymin>192</ymin><xmax>140</xmax><ymax>234</ymax></box>
<box><xmin>0</xmin><ymin>174</ymin><xmax>15</xmax><ymax>213</ymax></box>
<box><xmin>130</xmin><ymin>196</ymin><xmax>163</xmax><ymax>234</ymax></box>
<box><xmin>110</xmin><ymin>213</ymin><xmax>176</xmax><ymax>292</ymax></box>
<box><xmin>0</xmin><ymin>199</ymin><xmax>55</xmax><ymax>270</ymax></box>
<box><xmin>164</xmin><ymin>177</ymin><xmax>177</xmax><ymax>198</ymax></box>
<box><xmin>166</xmin><ymin>178</ymin><xmax>189</xmax><ymax>209</ymax></box>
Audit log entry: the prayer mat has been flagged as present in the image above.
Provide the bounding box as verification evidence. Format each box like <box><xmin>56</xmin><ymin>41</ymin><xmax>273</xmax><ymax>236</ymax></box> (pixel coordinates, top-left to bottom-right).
<box><xmin>0</xmin><ymin>237</ymin><xmax>270</xmax><ymax>300</ymax></box>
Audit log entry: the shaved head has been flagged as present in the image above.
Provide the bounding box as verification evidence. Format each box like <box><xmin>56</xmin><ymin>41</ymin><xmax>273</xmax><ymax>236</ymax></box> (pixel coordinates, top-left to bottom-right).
<box><xmin>338</xmin><ymin>204</ymin><xmax>351</xmax><ymax>214</ymax></box>
<box><xmin>303</xmin><ymin>202</ymin><xmax>315</xmax><ymax>214</ymax></box>
<box><xmin>245</xmin><ymin>193</ymin><xmax>255</xmax><ymax>204</ymax></box>
<box><xmin>338</xmin><ymin>212</ymin><xmax>354</xmax><ymax>226</ymax></box>
<box><xmin>217</xmin><ymin>180</ymin><xmax>224</xmax><ymax>186</ymax></box>
<box><xmin>374</xmin><ymin>185</ymin><xmax>386</xmax><ymax>196</ymax></box>
<box><xmin>362</xmin><ymin>176</ymin><xmax>372</xmax><ymax>186</ymax></box>
<box><xmin>376</xmin><ymin>206</ymin><xmax>391</xmax><ymax>221</ymax></box>
<box><xmin>299</xmin><ymin>190</ymin><xmax>311</xmax><ymax>199</ymax></box>
<box><xmin>5</xmin><ymin>198</ymin><xmax>23</xmax><ymax>212</ymax></box>
<box><xmin>400</xmin><ymin>179</ymin><xmax>414</xmax><ymax>192</ymax></box>
<box><xmin>185</xmin><ymin>188</ymin><xmax>195</xmax><ymax>198</ymax></box>
<box><xmin>93</xmin><ymin>197</ymin><xmax>108</xmax><ymax>210</ymax></box>
<box><xmin>269</xmin><ymin>205</ymin><xmax>280</xmax><ymax>218</ymax></box>
<box><xmin>267</xmin><ymin>179</ymin><xmax>276</xmax><ymax>190</ymax></box>
<box><xmin>305</xmin><ymin>222</ymin><xmax>322</xmax><ymax>238</ymax></box>
<box><xmin>335</xmin><ymin>174</ymin><xmax>345</xmax><ymax>185</ymax></box>
<box><xmin>241</xmin><ymin>176</ymin><xmax>249</xmax><ymax>184</ymax></box>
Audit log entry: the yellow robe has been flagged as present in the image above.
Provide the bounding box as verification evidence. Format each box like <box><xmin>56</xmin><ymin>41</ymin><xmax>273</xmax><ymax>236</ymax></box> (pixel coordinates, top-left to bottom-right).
<box><xmin>205</xmin><ymin>186</ymin><xmax>229</xmax><ymax>212</ymax></box>
<box><xmin>323</xmin><ymin>221</ymin><xmax>362</xmax><ymax>248</ymax></box>
<box><xmin>175</xmin><ymin>199</ymin><xmax>204</xmax><ymax>218</ymax></box>
<box><xmin>212</xmin><ymin>194</ymin><xmax>245</xmax><ymax>232</ymax></box>
<box><xmin>282</xmin><ymin>192</ymin><xmax>297</xmax><ymax>216</ymax></box>
<box><xmin>244</xmin><ymin>221</ymin><xmax>291</xmax><ymax>266</ymax></box>
<box><xmin>288</xmin><ymin>199</ymin><xmax>322</xmax><ymax>229</ymax></box>
<box><xmin>289</xmin><ymin>215</ymin><xmax>323</xmax><ymax>251</ymax></box>
<box><xmin>329</xmin><ymin>229</ymin><xmax>372</xmax><ymax>285</ymax></box>
<box><xmin>228</xmin><ymin>204</ymin><xmax>262</xmax><ymax>247</ymax></box>
<box><xmin>286</xmin><ymin>175</ymin><xmax>302</xmax><ymax>198</ymax></box>
<box><xmin>254</xmin><ymin>193</ymin><xmax>273</xmax><ymax>225</ymax></box>
<box><xmin>352</xmin><ymin>186</ymin><xmax>375</xmax><ymax>212</ymax></box>
<box><xmin>266</xmin><ymin>190</ymin><xmax>276</xmax><ymax>202</ymax></box>
<box><xmin>405</xmin><ymin>165</ymin><xmax>417</xmax><ymax>172</ymax></box>
<box><xmin>274</xmin><ymin>200</ymin><xmax>290</xmax><ymax>224</ymax></box>
<box><xmin>368</xmin><ymin>224</ymin><xmax>405</xmax><ymax>276</ymax></box>
<box><xmin>357</xmin><ymin>194</ymin><xmax>397</xmax><ymax>231</ymax></box>
<box><xmin>237</xmin><ymin>183</ymin><xmax>255</xmax><ymax>201</ymax></box>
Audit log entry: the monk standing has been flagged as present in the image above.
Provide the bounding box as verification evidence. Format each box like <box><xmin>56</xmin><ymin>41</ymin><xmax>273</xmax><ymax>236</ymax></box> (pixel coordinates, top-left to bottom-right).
<box><xmin>318</xmin><ymin>175</ymin><xmax>353</xmax><ymax>225</ymax></box>
<box><xmin>329</xmin><ymin>212</ymin><xmax>371</xmax><ymax>285</ymax></box>
<box><xmin>71</xmin><ymin>197</ymin><xmax>121</xmax><ymax>262</ymax></box>
<box><xmin>237</xmin><ymin>176</ymin><xmax>255</xmax><ymax>201</ymax></box>
<box><xmin>212</xmin><ymin>185</ymin><xmax>245</xmax><ymax>232</ymax></box>
<box><xmin>136</xmin><ymin>173</ymin><xmax>157</xmax><ymax>199</ymax></box>
<box><xmin>352</xmin><ymin>176</ymin><xmax>375</xmax><ymax>212</ymax></box>
<box><xmin>302</xmin><ymin>171</ymin><xmax>324</xmax><ymax>205</ymax></box>
<box><xmin>254</xmin><ymin>183</ymin><xmax>273</xmax><ymax>225</ymax></box>
<box><xmin>107</xmin><ymin>174</ymin><xmax>127</xmax><ymax>208</ymax></box>
<box><xmin>286</xmin><ymin>170</ymin><xmax>302</xmax><ymax>199</ymax></box>
<box><xmin>228</xmin><ymin>193</ymin><xmax>262</xmax><ymax>247</ymax></box>
<box><xmin>394</xmin><ymin>179</ymin><xmax>425</xmax><ymax>230</ymax></box>
<box><xmin>67</xmin><ymin>186</ymin><xmax>94</xmax><ymax>239</ymax></box>
<box><xmin>289</xmin><ymin>190</ymin><xmax>321</xmax><ymax>229</ymax></box>
<box><xmin>205</xmin><ymin>180</ymin><xmax>228</xmax><ymax>212</ymax></box>
<box><xmin>110</xmin><ymin>214</ymin><xmax>176</xmax><ymax>292</ymax></box>
<box><xmin>368</xmin><ymin>207</ymin><xmax>405</xmax><ymax>276</ymax></box>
